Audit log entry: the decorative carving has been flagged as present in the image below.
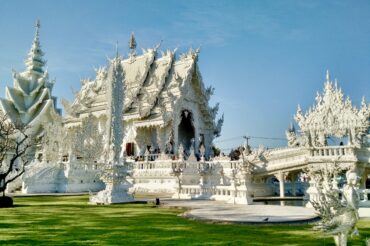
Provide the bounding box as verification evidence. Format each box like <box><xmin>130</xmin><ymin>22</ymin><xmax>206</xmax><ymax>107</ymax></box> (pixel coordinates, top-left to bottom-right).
<box><xmin>294</xmin><ymin>71</ymin><xmax>370</xmax><ymax>148</ymax></box>
<box><xmin>214</xmin><ymin>114</ymin><xmax>224</xmax><ymax>137</ymax></box>
<box><xmin>90</xmin><ymin>54</ymin><xmax>133</xmax><ymax>204</ymax></box>
<box><xmin>178</xmin><ymin>144</ymin><xmax>184</xmax><ymax>161</ymax></box>
<box><xmin>73</xmin><ymin>114</ymin><xmax>104</xmax><ymax>164</ymax></box>
<box><xmin>308</xmin><ymin>164</ymin><xmax>360</xmax><ymax>246</ymax></box>
<box><xmin>0</xmin><ymin>20</ymin><xmax>60</xmax><ymax>136</ymax></box>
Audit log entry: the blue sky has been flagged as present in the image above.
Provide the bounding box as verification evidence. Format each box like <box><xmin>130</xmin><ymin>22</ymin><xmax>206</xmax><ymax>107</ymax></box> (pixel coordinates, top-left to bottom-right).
<box><xmin>0</xmin><ymin>0</ymin><xmax>369</xmax><ymax>152</ymax></box>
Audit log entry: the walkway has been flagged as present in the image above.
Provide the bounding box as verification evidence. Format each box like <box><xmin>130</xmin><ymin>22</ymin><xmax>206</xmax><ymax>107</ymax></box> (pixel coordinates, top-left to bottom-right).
<box><xmin>163</xmin><ymin>200</ymin><xmax>317</xmax><ymax>223</ymax></box>
<box><xmin>163</xmin><ymin>200</ymin><xmax>370</xmax><ymax>223</ymax></box>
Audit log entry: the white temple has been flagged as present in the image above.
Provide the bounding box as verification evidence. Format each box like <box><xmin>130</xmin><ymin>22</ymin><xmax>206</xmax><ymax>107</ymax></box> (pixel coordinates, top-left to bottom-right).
<box><xmin>1</xmin><ymin>21</ymin><xmax>369</xmax><ymax>208</ymax></box>
<box><xmin>62</xmin><ymin>33</ymin><xmax>223</xmax><ymax>159</ymax></box>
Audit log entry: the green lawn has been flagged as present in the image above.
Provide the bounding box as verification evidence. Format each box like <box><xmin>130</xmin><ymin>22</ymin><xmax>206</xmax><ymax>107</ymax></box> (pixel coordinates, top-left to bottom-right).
<box><xmin>0</xmin><ymin>196</ymin><xmax>369</xmax><ymax>245</ymax></box>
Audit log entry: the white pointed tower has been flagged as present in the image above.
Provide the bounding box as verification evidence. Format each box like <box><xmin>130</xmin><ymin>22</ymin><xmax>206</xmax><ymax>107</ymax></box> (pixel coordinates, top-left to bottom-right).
<box><xmin>90</xmin><ymin>47</ymin><xmax>133</xmax><ymax>204</ymax></box>
<box><xmin>0</xmin><ymin>20</ymin><xmax>59</xmax><ymax>135</ymax></box>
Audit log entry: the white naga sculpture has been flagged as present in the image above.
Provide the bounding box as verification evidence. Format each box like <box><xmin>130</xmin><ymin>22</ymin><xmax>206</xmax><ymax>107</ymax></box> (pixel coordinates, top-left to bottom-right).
<box><xmin>309</xmin><ymin>164</ymin><xmax>360</xmax><ymax>246</ymax></box>
<box><xmin>89</xmin><ymin>51</ymin><xmax>133</xmax><ymax>204</ymax></box>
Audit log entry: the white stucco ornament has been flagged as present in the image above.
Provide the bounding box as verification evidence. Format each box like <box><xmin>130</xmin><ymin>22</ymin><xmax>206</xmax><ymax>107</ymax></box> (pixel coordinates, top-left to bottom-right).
<box><xmin>89</xmin><ymin>53</ymin><xmax>133</xmax><ymax>205</ymax></box>
<box><xmin>0</xmin><ymin>20</ymin><xmax>60</xmax><ymax>136</ymax></box>
<box><xmin>310</xmin><ymin>166</ymin><xmax>360</xmax><ymax>246</ymax></box>
<box><xmin>294</xmin><ymin>71</ymin><xmax>370</xmax><ymax>147</ymax></box>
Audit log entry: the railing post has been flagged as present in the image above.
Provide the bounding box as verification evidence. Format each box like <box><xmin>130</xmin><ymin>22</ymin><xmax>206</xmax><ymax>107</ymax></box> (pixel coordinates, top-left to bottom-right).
<box><xmin>364</xmin><ymin>190</ymin><xmax>368</xmax><ymax>202</ymax></box>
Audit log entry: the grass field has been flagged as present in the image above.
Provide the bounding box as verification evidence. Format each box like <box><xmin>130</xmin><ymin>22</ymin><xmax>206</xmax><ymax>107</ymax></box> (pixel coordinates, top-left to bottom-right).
<box><xmin>0</xmin><ymin>195</ymin><xmax>369</xmax><ymax>245</ymax></box>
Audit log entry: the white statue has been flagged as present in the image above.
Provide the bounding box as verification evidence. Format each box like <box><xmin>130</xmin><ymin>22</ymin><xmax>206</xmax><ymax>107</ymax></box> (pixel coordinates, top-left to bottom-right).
<box><xmin>310</xmin><ymin>165</ymin><xmax>360</xmax><ymax>246</ymax></box>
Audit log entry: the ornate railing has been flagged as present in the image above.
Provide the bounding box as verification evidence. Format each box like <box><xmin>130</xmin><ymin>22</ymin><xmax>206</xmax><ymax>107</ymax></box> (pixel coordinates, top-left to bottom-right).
<box><xmin>309</xmin><ymin>146</ymin><xmax>355</xmax><ymax>157</ymax></box>
<box><xmin>359</xmin><ymin>189</ymin><xmax>370</xmax><ymax>204</ymax></box>
<box><xmin>130</xmin><ymin>153</ymin><xmax>177</xmax><ymax>162</ymax></box>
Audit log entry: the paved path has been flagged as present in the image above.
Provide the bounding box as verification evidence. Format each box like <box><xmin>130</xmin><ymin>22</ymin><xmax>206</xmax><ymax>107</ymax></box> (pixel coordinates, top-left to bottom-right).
<box><xmin>163</xmin><ymin>200</ymin><xmax>318</xmax><ymax>223</ymax></box>
<box><xmin>163</xmin><ymin>200</ymin><xmax>370</xmax><ymax>223</ymax></box>
<box><xmin>359</xmin><ymin>208</ymin><xmax>370</xmax><ymax>218</ymax></box>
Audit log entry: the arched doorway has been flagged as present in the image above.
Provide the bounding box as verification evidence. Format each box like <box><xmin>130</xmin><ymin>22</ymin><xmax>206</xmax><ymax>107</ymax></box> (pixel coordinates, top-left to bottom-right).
<box><xmin>178</xmin><ymin>110</ymin><xmax>195</xmax><ymax>152</ymax></box>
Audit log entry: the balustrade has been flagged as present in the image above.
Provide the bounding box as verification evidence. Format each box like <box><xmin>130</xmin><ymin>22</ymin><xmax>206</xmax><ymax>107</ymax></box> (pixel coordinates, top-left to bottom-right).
<box><xmin>359</xmin><ymin>189</ymin><xmax>370</xmax><ymax>203</ymax></box>
<box><xmin>310</xmin><ymin>146</ymin><xmax>355</xmax><ymax>157</ymax></box>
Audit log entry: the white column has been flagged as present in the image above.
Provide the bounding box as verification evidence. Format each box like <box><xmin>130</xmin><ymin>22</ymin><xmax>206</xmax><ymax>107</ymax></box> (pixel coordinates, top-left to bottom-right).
<box><xmin>277</xmin><ymin>172</ymin><xmax>286</xmax><ymax>198</ymax></box>
<box><xmin>361</xmin><ymin>169</ymin><xmax>369</xmax><ymax>189</ymax></box>
<box><xmin>290</xmin><ymin>173</ymin><xmax>297</xmax><ymax>196</ymax></box>
<box><xmin>173</xmin><ymin>124</ymin><xmax>179</xmax><ymax>155</ymax></box>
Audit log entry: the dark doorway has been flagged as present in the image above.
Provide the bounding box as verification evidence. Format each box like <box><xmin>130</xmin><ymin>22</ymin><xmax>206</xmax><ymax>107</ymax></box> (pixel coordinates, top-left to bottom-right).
<box><xmin>178</xmin><ymin>110</ymin><xmax>195</xmax><ymax>151</ymax></box>
<box><xmin>126</xmin><ymin>142</ymin><xmax>135</xmax><ymax>156</ymax></box>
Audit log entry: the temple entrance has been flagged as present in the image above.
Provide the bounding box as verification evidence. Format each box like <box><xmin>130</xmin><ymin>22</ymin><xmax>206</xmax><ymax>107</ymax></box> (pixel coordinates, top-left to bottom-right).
<box><xmin>178</xmin><ymin>110</ymin><xmax>195</xmax><ymax>152</ymax></box>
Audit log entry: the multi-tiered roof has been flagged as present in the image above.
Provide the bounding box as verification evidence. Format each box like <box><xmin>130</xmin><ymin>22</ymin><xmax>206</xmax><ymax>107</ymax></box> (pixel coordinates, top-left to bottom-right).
<box><xmin>294</xmin><ymin>71</ymin><xmax>370</xmax><ymax>147</ymax></box>
<box><xmin>63</xmin><ymin>34</ymin><xmax>223</xmax><ymax>136</ymax></box>
<box><xmin>0</xmin><ymin>20</ymin><xmax>60</xmax><ymax>135</ymax></box>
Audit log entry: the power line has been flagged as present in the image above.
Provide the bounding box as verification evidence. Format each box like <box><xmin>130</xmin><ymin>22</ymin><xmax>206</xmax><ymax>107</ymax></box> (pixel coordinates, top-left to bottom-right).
<box><xmin>214</xmin><ymin>136</ymin><xmax>243</xmax><ymax>143</ymax></box>
<box><xmin>249</xmin><ymin>136</ymin><xmax>286</xmax><ymax>141</ymax></box>
<box><xmin>214</xmin><ymin>135</ymin><xmax>286</xmax><ymax>143</ymax></box>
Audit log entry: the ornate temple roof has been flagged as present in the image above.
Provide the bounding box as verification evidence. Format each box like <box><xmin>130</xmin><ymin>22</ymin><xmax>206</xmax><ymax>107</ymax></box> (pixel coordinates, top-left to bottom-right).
<box><xmin>295</xmin><ymin>72</ymin><xmax>370</xmax><ymax>146</ymax></box>
<box><xmin>63</xmin><ymin>36</ymin><xmax>222</xmax><ymax>134</ymax></box>
<box><xmin>295</xmin><ymin>71</ymin><xmax>370</xmax><ymax>138</ymax></box>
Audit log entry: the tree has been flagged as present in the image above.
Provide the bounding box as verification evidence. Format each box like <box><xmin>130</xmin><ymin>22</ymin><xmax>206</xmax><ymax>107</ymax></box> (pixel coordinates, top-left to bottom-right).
<box><xmin>211</xmin><ymin>145</ymin><xmax>221</xmax><ymax>157</ymax></box>
<box><xmin>0</xmin><ymin>114</ymin><xmax>37</xmax><ymax>205</ymax></box>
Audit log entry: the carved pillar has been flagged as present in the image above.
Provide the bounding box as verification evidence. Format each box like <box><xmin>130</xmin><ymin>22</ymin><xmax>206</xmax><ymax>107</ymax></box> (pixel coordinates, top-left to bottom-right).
<box><xmin>360</xmin><ymin>168</ymin><xmax>369</xmax><ymax>189</ymax></box>
<box><xmin>290</xmin><ymin>173</ymin><xmax>297</xmax><ymax>196</ymax></box>
<box><xmin>157</xmin><ymin>128</ymin><xmax>165</xmax><ymax>154</ymax></box>
<box><xmin>135</xmin><ymin>130</ymin><xmax>147</xmax><ymax>156</ymax></box>
<box><xmin>173</xmin><ymin>122</ymin><xmax>179</xmax><ymax>155</ymax></box>
<box><xmin>194</xmin><ymin>128</ymin><xmax>200</xmax><ymax>155</ymax></box>
<box><xmin>203</xmin><ymin>134</ymin><xmax>213</xmax><ymax>159</ymax></box>
<box><xmin>276</xmin><ymin>172</ymin><xmax>286</xmax><ymax>198</ymax></box>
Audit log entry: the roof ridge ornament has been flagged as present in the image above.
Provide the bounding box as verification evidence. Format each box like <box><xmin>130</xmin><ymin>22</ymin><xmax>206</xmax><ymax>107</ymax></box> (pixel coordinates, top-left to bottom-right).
<box><xmin>326</xmin><ymin>69</ymin><xmax>331</xmax><ymax>83</ymax></box>
<box><xmin>154</xmin><ymin>40</ymin><xmax>162</xmax><ymax>51</ymax></box>
<box><xmin>128</xmin><ymin>32</ymin><xmax>137</xmax><ymax>55</ymax></box>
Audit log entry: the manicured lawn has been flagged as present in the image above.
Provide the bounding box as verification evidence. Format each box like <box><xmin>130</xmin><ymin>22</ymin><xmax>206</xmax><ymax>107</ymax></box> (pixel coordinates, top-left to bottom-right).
<box><xmin>0</xmin><ymin>195</ymin><xmax>369</xmax><ymax>245</ymax></box>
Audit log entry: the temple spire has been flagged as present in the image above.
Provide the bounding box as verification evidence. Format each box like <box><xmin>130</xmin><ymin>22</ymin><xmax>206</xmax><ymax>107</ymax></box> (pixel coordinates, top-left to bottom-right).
<box><xmin>25</xmin><ymin>19</ymin><xmax>46</xmax><ymax>76</ymax></box>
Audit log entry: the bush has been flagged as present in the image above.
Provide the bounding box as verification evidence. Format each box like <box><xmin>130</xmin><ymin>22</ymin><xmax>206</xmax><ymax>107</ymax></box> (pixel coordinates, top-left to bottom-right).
<box><xmin>0</xmin><ymin>196</ymin><xmax>13</xmax><ymax>208</ymax></box>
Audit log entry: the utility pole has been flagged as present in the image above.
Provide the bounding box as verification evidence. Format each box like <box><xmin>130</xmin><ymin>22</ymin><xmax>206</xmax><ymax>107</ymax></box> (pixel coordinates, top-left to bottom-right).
<box><xmin>243</xmin><ymin>135</ymin><xmax>250</xmax><ymax>146</ymax></box>
<box><xmin>243</xmin><ymin>135</ymin><xmax>251</xmax><ymax>154</ymax></box>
